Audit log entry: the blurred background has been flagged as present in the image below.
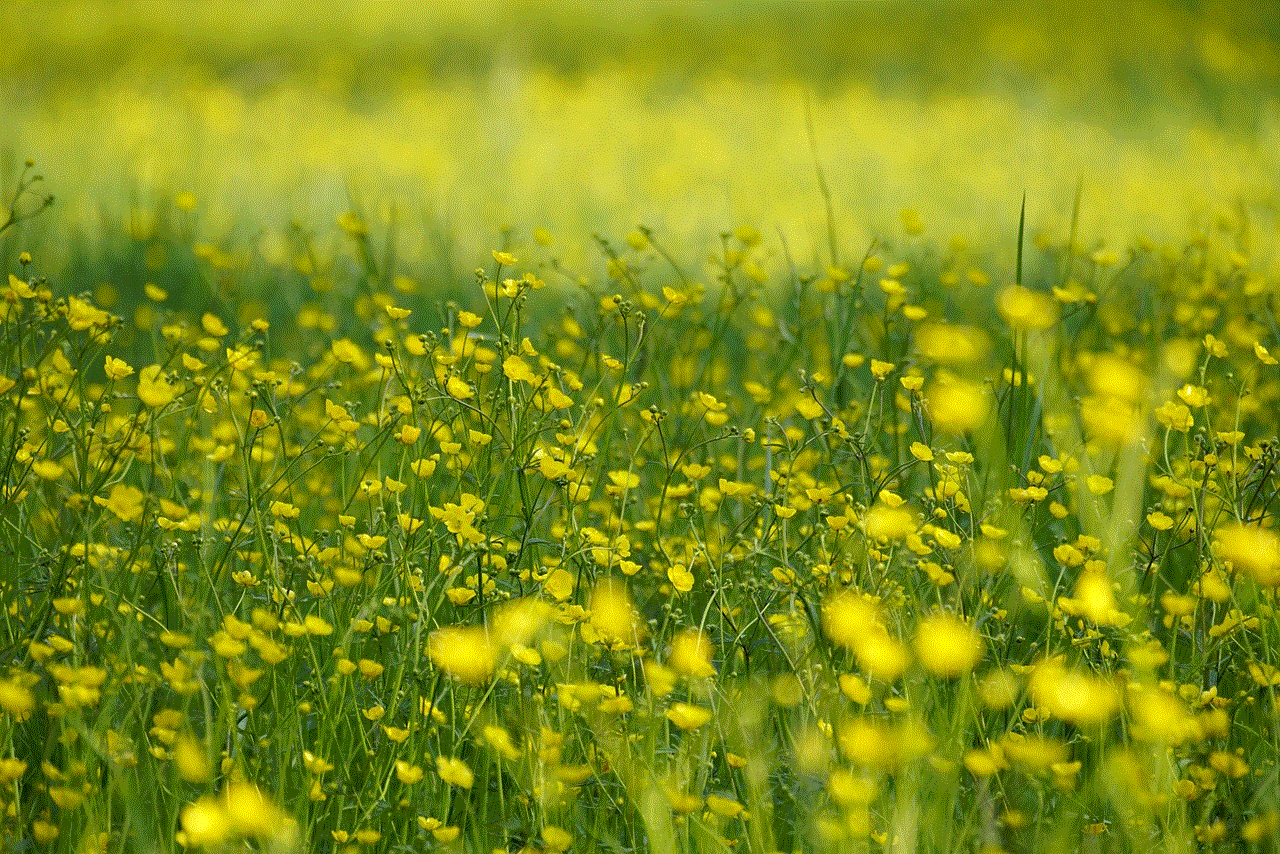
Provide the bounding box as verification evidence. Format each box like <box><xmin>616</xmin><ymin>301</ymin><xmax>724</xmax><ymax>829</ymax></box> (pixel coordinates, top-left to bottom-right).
<box><xmin>2</xmin><ymin>0</ymin><xmax>1278</xmax><ymax>281</ymax></box>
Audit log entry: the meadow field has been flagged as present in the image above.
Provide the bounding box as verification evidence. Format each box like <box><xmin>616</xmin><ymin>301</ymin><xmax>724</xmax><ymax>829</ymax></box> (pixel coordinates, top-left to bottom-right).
<box><xmin>2</xmin><ymin>2</ymin><xmax>1280</xmax><ymax>852</ymax></box>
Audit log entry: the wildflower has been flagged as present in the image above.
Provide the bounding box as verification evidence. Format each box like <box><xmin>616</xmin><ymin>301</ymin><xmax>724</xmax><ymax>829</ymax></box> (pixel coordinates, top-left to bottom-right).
<box><xmin>503</xmin><ymin>355</ymin><xmax>538</xmax><ymax>384</ymax></box>
<box><xmin>543</xmin><ymin>568</ymin><xmax>575</xmax><ymax>601</ymax></box>
<box><xmin>1215</xmin><ymin>523</ymin><xmax>1280</xmax><ymax>585</ymax></box>
<box><xmin>202</xmin><ymin>313</ymin><xmax>228</xmax><ymax>337</ymax></box>
<box><xmin>435</xmin><ymin>756</ymin><xmax>474</xmax><ymax>788</ymax></box>
<box><xmin>104</xmin><ymin>355</ymin><xmax>134</xmax><ymax>380</ymax></box>
<box><xmin>925</xmin><ymin>379</ymin><xmax>987</xmax><ymax>434</ymax></box>
<box><xmin>1154</xmin><ymin>400</ymin><xmax>1192</xmax><ymax>431</ymax></box>
<box><xmin>95</xmin><ymin>483</ymin><xmax>146</xmax><ymax>522</ymax></box>
<box><xmin>395</xmin><ymin>760</ymin><xmax>424</xmax><ymax>784</ymax></box>
<box><xmin>429</xmin><ymin>626</ymin><xmax>497</xmax><ymax>683</ymax></box>
<box><xmin>446</xmin><ymin>375</ymin><xmax>473</xmax><ymax>400</ymax></box>
<box><xmin>857</xmin><ymin>632</ymin><xmax>910</xmax><ymax>682</ymax></box>
<box><xmin>173</xmin><ymin>735</ymin><xmax>211</xmax><ymax>783</ymax></box>
<box><xmin>914</xmin><ymin>614</ymin><xmax>984</xmax><ymax>677</ymax></box>
<box><xmin>863</xmin><ymin>503</ymin><xmax>916</xmax><ymax>540</ymax></box>
<box><xmin>1086</xmin><ymin>474</ymin><xmax>1113</xmax><ymax>495</ymax></box>
<box><xmin>1128</xmin><ymin>686</ymin><xmax>1202</xmax><ymax>745</ymax></box>
<box><xmin>963</xmin><ymin>748</ymin><xmax>1005</xmax><ymax>777</ymax></box>
<box><xmin>588</xmin><ymin>579</ymin><xmax>643</xmax><ymax>646</ymax></box>
<box><xmin>180</xmin><ymin>784</ymin><xmax>289</xmax><ymax>848</ymax></box>
<box><xmin>997</xmin><ymin>285</ymin><xmax>1057</xmax><ymax>330</ymax></box>
<box><xmin>1175</xmin><ymin>384</ymin><xmax>1210</xmax><ymax>408</ymax></box>
<box><xmin>302</xmin><ymin>615</ymin><xmax>333</xmax><ymax>635</ymax></box>
<box><xmin>823</xmin><ymin>591</ymin><xmax>878</xmax><ymax>651</ymax></box>
<box><xmin>1028</xmin><ymin>659</ymin><xmax>1119</xmax><ymax>726</ymax></box>
<box><xmin>916</xmin><ymin>323</ymin><xmax>989</xmax><ymax>364</ymax></box>
<box><xmin>484</xmin><ymin>726</ymin><xmax>521</xmax><ymax>761</ymax></box>
<box><xmin>137</xmin><ymin>365</ymin><xmax>177</xmax><ymax>408</ymax></box>
<box><xmin>666</xmin><ymin>702</ymin><xmax>712</xmax><ymax>730</ymax></box>
<box><xmin>839</xmin><ymin>673</ymin><xmax>872</xmax><ymax>704</ymax></box>
<box><xmin>269</xmin><ymin>501</ymin><xmax>300</xmax><ymax>520</ymax></box>
<box><xmin>331</xmin><ymin>338</ymin><xmax>362</xmax><ymax>363</ymax></box>
<box><xmin>31</xmin><ymin>459</ymin><xmax>63</xmax><ymax>480</ymax></box>
<box><xmin>669</xmin><ymin>629</ymin><xmax>716</xmax><ymax>677</ymax></box>
<box><xmin>667</xmin><ymin>563</ymin><xmax>695</xmax><ymax>593</ymax></box>
<box><xmin>66</xmin><ymin>295</ymin><xmax>110</xmax><ymax>330</ymax></box>
<box><xmin>837</xmin><ymin>718</ymin><xmax>932</xmax><ymax>768</ymax></box>
<box><xmin>542</xmin><ymin>826</ymin><xmax>574</xmax><ymax>852</ymax></box>
<box><xmin>180</xmin><ymin>798</ymin><xmax>230</xmax><ymax>846</ymax></box>
<box><xmin>795</xmin><ymin>395</ymin><xmax>824</xmax><ymax>420</ymax></box>
<box><xmin>0</xmin><ymin>678</ymin><xmax>35</xmax><ymax>720</ymax></box>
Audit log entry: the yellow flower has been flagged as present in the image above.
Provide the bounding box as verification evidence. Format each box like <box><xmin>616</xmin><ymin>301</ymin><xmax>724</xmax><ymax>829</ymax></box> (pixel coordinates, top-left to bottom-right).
<box><xmin>1028</xmin><ymin>659</ymin><xmax>1119</xmax><ymax>725</ymax></box>
<box><xmin>180</xmin><ymin>797</ymin><xmax>231</xmax><ymax>847</ymax></box>
<box><xmin>394</xmin><ymin>760</ymin><xmax>424</xmax><ymax>784</ymax></box>
<box><xmin>269</xmin><ymin>501</ymin><xmax>300</xmax><ymax>520</ymax></box>
<box><xmin>997</xmin><ymin>285</ymin><xmax>1057</xmax><ymax>330</ymax></box>
<box><xmin>1154</xmin><ymin>401</ymin><xmax>1193</xmax><ymax>432</ymax></box>
<box><xmin>0</xmin><ymin>679</ymin><xmax>35</xmax><ymax>720</ymax></box>
<box><xmin>857</xmin><ymin>631</ymin><xmax>910</xmax><ymax>682</ymax></box>
<box><xmin>503</xmin><ymin>355</ymin><xmax>537</xmax><ymax>384</ymax></box>
<box><xmin>666</xmin><ymin>702</ymin><xmax>712</xmax><ymax>730</ymax></box>
<box><xmin>1175</xmin><ymin>383</ymin><xmax>1210</xmax><ymax>408</ymax></box>
<box><xmin>31</xmin><ymin>459</ymin><xmax>63</xmax><ymax>480</ymax></box>
<box><xmin>667</xmin><ymin>563</ymin><xmax>695</xmax><ymax>593</ymax></box>
<box><xmin>95</xmin><ymin>483</ymin><xmax>146</xmax><ymax>522</ymax></box>
<box><xmin>431</xmin><ymin>826</ymin><xmax>461</xmax><ymax>843</ymax></box>
<box><xmin>589</xmin><ymin>580</ymin><xmax>643</xmax><ymax>646</ymax></box>
<box><xmin>446</xmin><ymin>375</ymin><xmax>473</xmax><ymax>400</ymax></box>
<box><xmin>201</xmin><ymin>313</ymin><xmax>229</xmax><ymax>337</ymax></box>
<box><xmin>669</xmin><ymin>629</ymin><xmax>716</xmax><ymax>677</ymax></box>
<box><xmin>484</xmin><ymin>725</ymin><xmax>521</xmax><ymax>761</ymax></box>
<box><xmin>1085</xmin><ymin>474</ymin><xmax>1114</xmax><ymax>495</ymax></box>
<box><xmin>795</xmin><ymin>396</ymin><xmax>824</xmax><ymax>420</ymax></box>
<box><xmin>66</xmin><ymin>295</ymin><xmax>110</xmax><ymax>331</ymax></box>
<box><xmin>914</xmin><ymin>614</ymin><xmax>983</xmax><ymax>677</ymax></box>
<box><xmin>137</xmin><ymin>364</ymin><xmax>177</xmax><ymax>408</ymax></box>
<box><xmin>435</xmin><ymin>756</ymin><xmax>474</xmax><ymax>788</ymax></box>
<box><xmin>429</xmin><ymin>626</ymin><xmax>497</xmax><ymax>683</ymax></box>
<box><xmin>543</xmin><ymin>568</ymin><xmax>575</xmax><ymax>602</ymax></box>
<box><xmin>1215</xmin><ymin>523</ymin><xmax>1280</xmax><ymax>585</ymax></box>
<box><xmin>5</xmin><ymin>273</ymin><xmax>36</xmax><ymax>299</ymax></box>
<box><xmin>822</xmin><ymin>590</ymin><xmax>878</xmax><ymax>651</ymax></box>
<box><xmin>104</xmin><ymin>355</ymin><xmax>134</xmax><ymax>380</ymax></box>
<box><xmin>303</xmin><ymin>615</ymin><xmax>333</xmax><ymax>635</ymax></box>
<box><xmin>869</xmin><ymin>359</ymin><xmax>895</xmax><ymax>380</ymax></box>
<box><xmin>173</xmin><ymin>735</ymin><xmax>211</xmax><ymax>783</ymax></box>
<box><xmin>863</xmin><ymin>503</ymin><xmax>916</xmax><ymax>541</ymax></box>
<box><xmin>963</xmin><ymin>748</ymin><xmax>1005</xmax><ymax>777</ymax></box>
<box><xmin>542</xmin><ymin>826</ymin><xmax>573</xmax><ymax>852</ymax></box>
<box><xmin>839</xmin><ymin>673</ymin><xmax>871</xmax><ymax>704</ymax></box>
<box><xmin>544</xmin><ymin>386</ymin><xmax>574</xmax><ymax>408</ymax></box>
<box><xmin>331</xmin><ymin>338</ymin><xmax>362</xmax><ymax>363</ymax></box>
<box><xmin>925</xmin><ymin>379</ymin><xmax>987</xmax><ymax>434</ymax></box>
